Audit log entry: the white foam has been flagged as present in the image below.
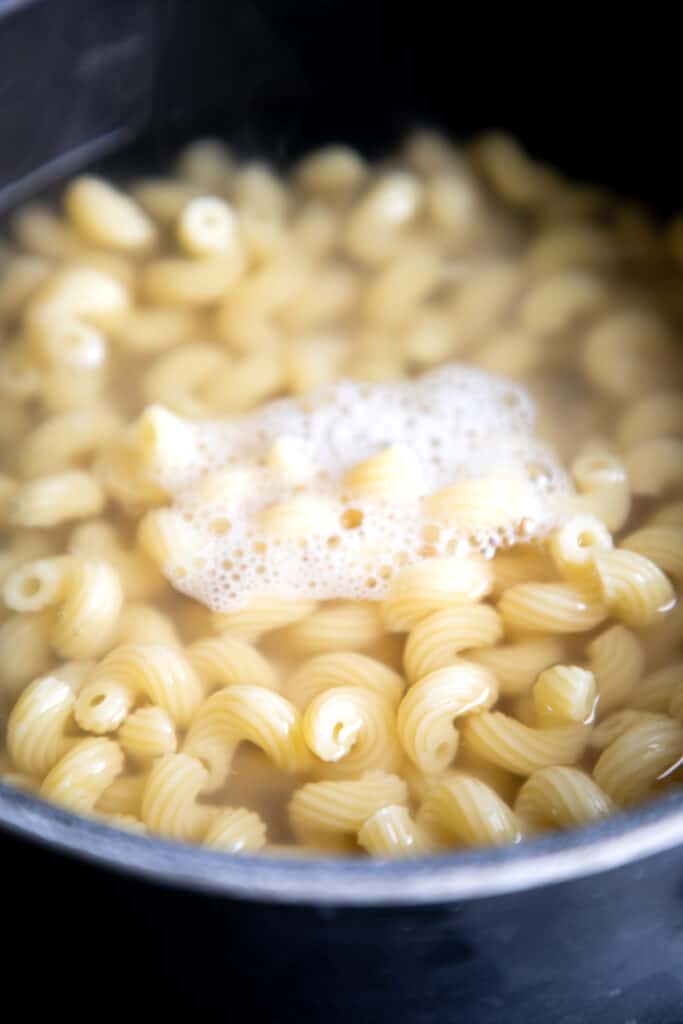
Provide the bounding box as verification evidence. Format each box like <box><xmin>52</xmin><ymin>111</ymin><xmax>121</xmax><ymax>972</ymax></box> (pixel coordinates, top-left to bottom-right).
<box><xmin>149</xmin><ymin>364</ymin><xmax>572</xmax><ymax>611</ymax></box>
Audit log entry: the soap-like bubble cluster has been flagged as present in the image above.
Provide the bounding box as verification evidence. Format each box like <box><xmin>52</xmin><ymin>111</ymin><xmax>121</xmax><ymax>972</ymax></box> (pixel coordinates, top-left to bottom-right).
<box><xmin>152</xmin><ymin>364</ymin><xmax>572</xmax><ymax>610</ymax></box>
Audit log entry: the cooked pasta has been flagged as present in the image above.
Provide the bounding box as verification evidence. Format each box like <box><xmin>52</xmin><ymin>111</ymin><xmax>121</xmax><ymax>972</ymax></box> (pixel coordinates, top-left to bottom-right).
<box><xmin>1</xmin><ymin>131</ymin><xmax>683</xmax><ymax>855</ymax></box>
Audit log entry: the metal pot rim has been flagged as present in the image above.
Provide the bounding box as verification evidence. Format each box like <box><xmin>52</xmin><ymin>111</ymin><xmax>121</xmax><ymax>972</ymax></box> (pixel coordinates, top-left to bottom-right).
<box><xmin>1</xmin><ymin>784</ymin><xmax>682</xmax><ymax>905</ymax></box>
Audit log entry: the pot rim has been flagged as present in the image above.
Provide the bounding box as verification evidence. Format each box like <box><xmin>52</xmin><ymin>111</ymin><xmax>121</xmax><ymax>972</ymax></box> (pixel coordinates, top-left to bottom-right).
<box><xmin>1</xmin><ymin>784</ymin><xmax>682</xmax><ymax>905</ymax></box>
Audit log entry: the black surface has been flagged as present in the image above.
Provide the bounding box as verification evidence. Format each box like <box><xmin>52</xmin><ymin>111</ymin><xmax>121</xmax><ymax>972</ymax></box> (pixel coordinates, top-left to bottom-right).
<box><xmin>1</xmin><ymin>2</ymin><xmax>683</xmax><ymax>1020</ymax></box>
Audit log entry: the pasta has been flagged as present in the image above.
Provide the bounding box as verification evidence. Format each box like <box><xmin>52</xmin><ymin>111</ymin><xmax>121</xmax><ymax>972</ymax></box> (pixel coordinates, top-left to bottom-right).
<box><xmin>1</xmin><ymin>131</ymin><xmax>683</xmax><ymax>856</ymax></box>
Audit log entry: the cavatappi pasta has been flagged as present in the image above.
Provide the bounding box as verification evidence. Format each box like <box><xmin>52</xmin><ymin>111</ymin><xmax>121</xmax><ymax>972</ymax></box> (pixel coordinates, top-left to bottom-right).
<box><xmin>1</xmin><ymin>131</ymin><xmax>682</xmax><ymax>857</ymax></box>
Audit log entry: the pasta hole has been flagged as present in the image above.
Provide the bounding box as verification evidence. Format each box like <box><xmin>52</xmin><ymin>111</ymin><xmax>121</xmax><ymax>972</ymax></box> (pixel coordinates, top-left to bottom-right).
<box><xmin>20</xmin><ymin>576</ymin><xmax>42</xmax><ymax>598</ymax></box>
<box><xmin>89</xmin><ymin>694</ymin><xmax>106</xmax><ymax>708</ymax></box>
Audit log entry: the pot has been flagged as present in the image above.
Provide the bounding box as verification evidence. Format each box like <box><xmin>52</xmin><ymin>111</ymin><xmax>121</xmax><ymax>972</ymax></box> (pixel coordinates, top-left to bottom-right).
<box><xmin>1</xmin><ymin>2</ymin><xmax>682</xmax><ymax>1020</ymax></box>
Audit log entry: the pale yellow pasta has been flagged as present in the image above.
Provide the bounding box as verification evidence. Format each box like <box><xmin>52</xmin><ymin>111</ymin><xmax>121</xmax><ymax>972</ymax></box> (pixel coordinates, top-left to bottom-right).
<box><xmin>419</xmin><ymin>773</ymin><xmax>524</xmax><ymax>847</ymax></box>
<box><xmin>112</xmin><ymin>602</ymin><xmax>180</xmax><ymax>647</ymax></box>
<box><xmin>593</xmin><ymin>718</ymin><xmax>683</xmax><ymax>806</ymax></box>
<box><xmin>0</xmin><ymin>474</ymin><xmax>18</xmax><ymax>524</ymax></box>
<box><xmin>0</xmin><ymin>612</ymin><xmax>52</xmax><ymax>701</ymax></box>
<box><xmin>381</xmin><ymin>557</ymin><xmax>494</xmax><ymax>633</ymax></box>
<box><xmin>647</xmin><ymin>500</ymin><xmax>683</xmax><ymax>528</ymax></box>
<box><xmin>638</xmin><ymin>601</ymin><xmax>683</xmax><ymax>672</ymax></box>
<box><xmin>187</xmin><ymin>632</ymin><xmax>279</xmax><ymax>692</ymax></box>
<box><xmin>0</xmin><ymin>254</ymin><xmax>51</xmax><ymax>317</ymax></box>
<box><xmin>549</xmin><ymin>515</ymin><xmax>613</xmax><ymax>581</ymax></box>
<box><xmin>109</xmin><ymin>306</ymin><xmax>198</xmax><ymax>353</ymax></box>
<box><xmin>0</xmin><ymin>344</ymin><xmax>41</xmax><ymax>400</ymax></box>
<box><xmin>403</xmin><ymin>604</ymin><xmax>502</xmax><ymax>682</ymax></box>
<box><xmin>137</xmin><ymin>508</ymin><xmax>204</xmax><ymax>574</ymax></box>
<box><xmin>357</xmin><ymin>804</ymin><xmax>437</xmax><ymax>857</ymax></box>
<box><xmin>624</xmin><ymin>438</ymin><xmax>683</xmax><ymax>497</ymax></box>
<box><xmin>140</xmin><ymin>753</ymin><xmax>211</xmax><ymax>841</ymax></box>
<box><xmin>210</xmin><ymin>597</ymin><xmax>317</xmax><ymax>642</ymax></box>
<box><xmin>74</xmin><ymin>643</ymin><xmax>203</xmax><ymax>733</ymax></box>
<box><xmin>183</xmin><ymin>684</ymin><xmax>312</xmax><ymax>791</ymax></box>
<box><xmin>141</xmin><ymin>255</ymin><xmax>243</xmax><ymax>307</ymax></box>
<box><xmin>581</xmin><ymin>311</ymin><xmax>677</xmax><ymax>401</ymax></box>
<box><xmin>532</xmin><ymin>665</ymin><xmax>596</xmax><ymax>726</ymax></box>
<box><xmin>7</xmin><ymin>471</ymin><xmax>104</xmax><ymax>527</ymax></box>
<box><xmin>362</xmin><ymin>243</ymin><xmax>441</xmax><ymax>327</ymax></box>
<box><xmin>142</xmin><ymin>343</ymin><xmax>227</xmax><ymax>416</ymax></box>
<box><xmin>0</xmin><ymin>532</ymin><xmax>56</xmax><ymax>587</ymax></box>
<box><xmin>279</xmin><ymin>601</ymin><xmax>384</xmax><ymax>657</ymax></box>
<box><xmin>233</xmin><ymin>163</ymin><xmax>288</xmax><ymax>220</ymax></box>
<box><xmin>69</xmin><ymin>521</ymin><xmax>164</xmax><ymax>601</ymax></box>
<box><xmin>669</xmin><ymin>684</ymin><xmax>683</xmax><ymax>722</ymax></box>
<box><xmin>589</xmin><ymin>710</ymin><xmax>669</xmax><ymax>751</ymax></box>
<box><xmin>93</xmin><ymin>438</ymin><xmax>168</xmax><ymax>509</ymax></box>
<box><xmin>567</xmin><ymin>449</ymin><xmax>630</xmax><ymax>532</ymax></box>
<box><xmin>176</xmin><ymin>196</ymin><xmax>240</xmax><ymax>257</ymax></box>
<box><xmin>203</xmin><ymin>807</ymin><xmax>267</xmax><ymax>853</ymax></box>
<box><xmin>6</xmin><ymin>670</ymin><xmax>77</xmax><ymax>776</ymax></box>
<box><xmin>516</xmin><ymin>269</ymin><xmax>607</xmax><ymax>333</ymax></box>
<box><xmin>628</xmin><ymin>663</ymin><xmax>683</xmax><ymax>713</ymax></box>
<box><xmin>65</xmin><ymin>176</ymin><xmax>156</xmax><ymax>250</ymax></box>
<box><xmin>289</xmin><ymin>201</ymin><xmax>339</xmax><ymax>259</ymax></box>
<box><xmin>467</xmin><ymin>636</ymin><xmax>567</xmax><ymax>696</ymax></box>
<box><xmin>283</xmin><ymin>333</ymin><xmax>348</xmax><ymax>394</ymax></box>
<box><xmin>470</xmin><ymin>132</ymin><xmax>560</xmax><ymax>209</ymax></box>
<box><xmin>302</xmin><ymin>686</ymin><xmax>400</xmax><ymax>777</ymax></box>
<box><xmin>286</xmin><ymin>652</ymin><xmax>405</xmax><ymax>710</ymax></box>
<box><xmin>118</xmin><ymin>706</ymin><xmax>177</xmax><ymax>762</ymax></box>
<box><xmin>96</xmin><ymin>773</ymin><xmax>146</xmax><ymax>817</ymax></box>
<box><xmin>425</xmin><ymin>475</ymin><xmax>537</xmax><ymax>531</ymax></box>
<box><xmin>294</xmin><ymin>145</ymin><xmax>367</xmax><ymax>198</ymax></box>
<box><xmin>489</xmin><ymin>547</ymin><xmax>556</xmax><ymax>596</ymax></box>
<box><xmin>41</xmin><ymin>737</ymin><xmax>124</xmax><ymax>812</ymax></box>
<box><xmin>279</xmin><ymin>263</ymin><xmax>357</xmax><ymax>333</ymax></box>
<box><xmin>2</xmin><ymin>555</ymin><xmax>71</xmax><ymax>613</ymax></box>
<box><xmin>12</xmin><ymin>203</ymin><xmax>82</xmax><ymax>260</ymax></box>
<box><xmin>29</xmin><ymin>317</ymin><xmax>108</xmax><ymax>376</ymax></box>
<box><xmin>587</xmin><ymin>624</ymin><xmax>645</xmax><ymax>716</ymax></box>
<box><xmin>289</xmin><ymin>771</ymin><xmax>408</xmax><ymax>836</ymax></box>
<box><xmin>514</xmin><ymin>766</ymin><xmax>614</xmax><ymax>828</ymax></box>
<box><xmin>343</xmin><ymin>172</ymin><xmax>422</xmax><ymax>265</ymax></box>
<box><xmin>474</xmin><ymin>329</ymin><xmax>544</xmax><ymax>377</ymax></box>
<box><xmin>616</xmin><ymin>391</ymin><xmax>683</xmax><ymax>449</ymax></box>
<box><xmin>621</xmin><ymin>527</ymin><xmax>683</xmax><ymax>580</ymax></box>
<box><xmin>397</xmin><ymin>661</ymin><xmax>498</xmax><ymax>774</ymax></box>
<box><xmin>26</xmin><ymin>266</ymin><xmax>129</xmax><ymax>327</ymax></box>
<box><xmin>344</xmin><ymin>445</ymin><xmax>423</xmax><ymax>502</ymax></box>
<box><xmin>462</xmin><ymin>711</ymin><xmax>590</xmax><ymax>775</ymax></box>
<box><xmin>498</xmin><ymin>581</ymin><xmax>606</xmax><ymax>634</ymax></box>
<box><xmin>594</xmin><ymin>549</ymin><xmax>675</xmax><ymax>628</ymax></box>
<box><xmin>18</xmin><ymin>405</ymin><xmax>122</xmax><ymax>480</ymax></box>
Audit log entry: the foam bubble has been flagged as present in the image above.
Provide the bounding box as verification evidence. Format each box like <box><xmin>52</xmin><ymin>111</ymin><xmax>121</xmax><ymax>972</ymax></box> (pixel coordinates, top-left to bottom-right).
<box><xmin>149</xmin><ymin>364</ymin><xmax>572</xmax><ymax>610</ymax></box>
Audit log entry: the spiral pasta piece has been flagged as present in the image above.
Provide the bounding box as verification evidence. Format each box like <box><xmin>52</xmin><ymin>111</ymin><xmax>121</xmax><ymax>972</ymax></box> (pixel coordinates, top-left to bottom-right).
<box><xmin>593</xmin><ymin>718</ymin><xmax>683</xmax><ymax>806</ymax></box>
<box><xmin>397</xmin><ymin>661</ymin><xmax>499</xmax><ymax>773</ymax></box>
<box><xmin>381</xmin><ymin>557</ymin><xmax>494</xmax><ymax>633</ymax></box>
<box><xmin>286</xmin><ymin>651</ymin><xmax>405</xmax><ymax>710</ymax></box>
<box><xmin>620</xmin><ymin>527</ymin><xmax>683</xmax><ymax>580</ymax></box>
<box><xmin>203</xmin><ymin>807</ymin><xmax>267</xmax><ymax>853</ymax></box>
<box><xmin>514</xmin><ymin>766</ymin><xmax>614</xmax><ymax>828</ymax></box>
<box><xmin>589</xmin><ymin>710</ymin><xmax>669</xmax><ymax>751</ymax></box>
<box><xmin>183</xmin><ymin>685</ymin><xmax>312</xmax><ymax>791</ymax></box>
<box><xmin>118</xmin><ymin>705</ymin><xmax>177</xmax><ymax>762</ymax></box>
<box><xmin>595</xmin><ymin>550</ymin><xmax>675</xmax><ymax>628</ymax></box>
<box><xmin>403</xmin><ymin>604</ymin><xmax>503</xmax><ymax>681</ymax></box>
<box><xmin>344</xmin><ymin>445</ymin><xmax>423</xmax><ymax>501</ymax></box>
<box><xmin>74</xmin><ymin>644</ymin><xmax>203</xmax><ymax>734</ymax></box>
<box><xmin>532</xmin><ymin>665</ymin><xmax>596</xmax><ymax>726</ymax></box>
<box><xmin>357</xmin><ymin>805</ymin><xmax>437</xmax><ymax>857</ymax></box>
<box><xmin>6</xmin><ymin>670</ymin><xmax>78</xmax><ymax>777</ymax></box>
<box><xmin>112</xmin><ymin>602</ymin><xmax>181</xmax><ymax>647</ymax></box>
<box><xmin>628</xmin><ymin>663</ymin><xmax>683</xmax><ymax>712</ymax></box>
<box><xmin>140</xmin><ymin>753</ymin><xmax>211</xmax><ymax>841</ymax></box>
<box><xmin>279</xmin><ymin>601</ymin><xmax>384</xmax><ymax>656</ymax></box>
<box><xmin>419</xmin><ymin>773</ymin><xmax>524</xmax><ymax>847</ymax></box>
<box><xmin>289</xmin><ymin>771</ymin><xmax>408</xmax><ymax>836</ymax></box>
<box><xmin>41</xmin><ymin>737</ymin><xmax>124</xmax><ymax>812</ymax></box>
<box><xmin>96</xmin><ymin>773</ymin><xmax>146</xmax><ymax>817</ymax></box>
<box><xmin>462</xmin><ymin>712</ymin><xmax>590</xmax><ymax>775</ymax></box>
<box><xmin>586</xmin><ymin>625</ymin><xmax>645</xmax><ymax>715</ymax></box>
<box><xmin>302</xmin><ymin>686</ymin><xmax>400</xmax><ymax>777</ymax></box>
<box><xmin>467</xmin><ymin>636</ymin><xmax>566</xmax><ymax>696</ymax></box>
<box><xmin>498</xmin><ymin>581</ymin><xmax>606</xmax><ymax>634</ymax></box>
<box><xmin>187</xmin><ymin>632</ymin><xmax>279</xmax><ymax>692</ymax></box>
<box><xmin>211</xmin><ymin>597</ymin><xmax>317</xmax><ymax>641</ymax></box>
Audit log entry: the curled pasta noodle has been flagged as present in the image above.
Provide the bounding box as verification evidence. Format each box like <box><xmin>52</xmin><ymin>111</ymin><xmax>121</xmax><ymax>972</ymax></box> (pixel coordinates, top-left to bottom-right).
<box><xmin>286</xmin><ymin>651</ymin><xmax>405</xmax><ymax>710</ymax></box>
<box><xmin>4</xmin><ymin>556</ymin><xmax>124</xmax><ymax>659</ymax></box>
<box><xmin>624</xmin><ymin>439</ymin><xmax>683</xmax><ymax>497</ymax></box>
<box><xmin>65</xmin><ymin>176</ymin><xmax>157</xmax><ymax>250</ymax></box>
<box><xmin>0</xmin><ymin>612</ymin><xmax>53</xmax><ymax>701</ymax></box>
<box><xmin>27</xmin><ymin>266</ymin><xmax>129</xmax><ymax>327</ymax></box>
<box><xmin>203</xmin><ymin>807</ymin><xmax>267</xmax><ymax>853</ymax></box>
<box><xmin>96</xmin><ymin>773</ymin><xmax>146</xmax><ymax>817</ymax></box>
<box><xmin>638</xmin><ymin>601</ymin><xmax>683</xmax><ymax>672</ymax></box>
<box><xmin>566</xmin><ymin>449</ymin><xmax>630</xmax><ymax>532</ymax></box>
<box><xmin>549</xmin><ymin>515</ymin><xmax>613</xmax><ymax>582</ymax></box>
<box><xmin>112</xmin><ymin>603</ymin><xmax>180</xmax><ymax>647</ymax></box>
<box><xmin>109</xmin><ymin>305</ymin><xmax>198</xmax><ymax>353</ymax></box>
<box><xmin>593</xmin><ymin>718</ymin><xmax>683</xmax><ymax>806</ymax></box>
<box><xmin>142</xmin><ymin>343</ymin><xmax>227</xmax><ymax>417</ymax></box>
<box><xmin>620</xmin><ymin>527</ymin><xmax>683</xmax><ymax>581</ymax></box>
<box><xmin>183</xmin><ymin>685</ymin><xmax>312</xmax><ymax>791</ymax></box>
<box><xmin>210</xmin><ymin>597</ymin><xmax>317</xmax><ymax>642</ymax></box>
<box><xmin>462</xmin><ymin>712</ymin><xmax>590</xmax><ymax>775</ymax></box>
<box><xmin>140</xmin><ymin>753</ymin><xmax>211</xmax><ymax>841</ymax></box>
<box><xmin>41</xmin><ymin>737</ymin><xmax>124</xmax><ymax>812</ymax></box>
<box><xmin>357</xmin><ymin>805</ymin><xmax>437</xmax><ymax>858</ymax></box>
<box><xmin>516</xmin><ymin>269</ymin><xmax>607</xmax><ymax>333</ymax></box>
<box><xmin>118</xmin><ymin>706</ymin><xmax>177</xmax><ymax>762</ymax></box>
<box><xmin>418</xmin><ymin>773</ymin><xmax>524</xmax><ymax>847</ymax></box>
<box><xmin>74</xmin><ymin>644</ymin><xmax>203</xmax><ymax>734</ymax></box>
<box><xmin>587</xmin><ymin>625</ymin><xmax>645</xmax><ymax>715</ymax></box>
<box><xmin>425</xmin><ymin>475</ymin><xmax>539</xmax><ymax>534</ymax></box>
<box><xmin>279</xmin><ymin>601</ymin><xmax>384</xmax><ymax>657</ymax></box>
<box><xmin>69</xmin><ymin>521</ymin><xmax>164</xmax><ymax>601</ymax></box>
<box><xmin>467</xmin><ymin>636</ymin><xmax>566</xmax><ymax>696</ymax></box>
<box><xmin>7</xmin><ymin>669</ymin><xmax>79</xmax><ymax>776</ymax></box>
<box><xmin>628</xmin><ymin>663</ymin><xmax>683</xmax><ymax>713</ymax></box>
<box><xmin>344</xmin><ymin>445</ymin><xmax>423</xmax><ymax>501</ymax></box>
<box><xmin>498</xmin><ymin>581</ymin><xmax>606</xmax><ymax>634</ymax></box>
<box><xmin>343</xmin><ymin>172</ymin><xmax>422</xmax><ymax>265</ymax></box>
<box><xmin>175</xmin><ymin>139</ymin><xmax>233</xmax><ymax>190</ymax></box>
<box><xmin>176</xmin><ymin>196</ymin><xmax>240</xmax><ymax>258</ymax></box>
<box><xmin>581</xmin><ymin>311</ymin><xmax>677</xmax><ymax>401</ymax></box>
<box><xmin>141</xmin><ymin>255</ymin><xmax>244</xmax><ymax>308</ymax></box>
<box><xmin>302</xmin><ymin>686</ymin><xmax>400</xmax><ymax>777</ymax></box>
<box><xmin>589</xmin><ymin>710</ymin><xmax>669</xmax><ymax>751</ymax></box>
<box><xmin>616</xmin><ymin>391</ymin><xmax>683</xmax><ymax>449</ymax></box>
<box><xmin>7</xmin><ymin>471</ymin><xmax>104</xmax><ymax>527</ymax></box>
<box><xmin>18</xmin><ymin>405</ymin><xmax>122</xmax><ymax>480</ymax></box>
<box><xmin>594</xmin><ymin>550</ymin><xmax>675</xmax><ymax>628</ymax></box>
<box><xmin>397</xmin><ymin>661</ymin><xmax>498</xmax><ymax>774</ymax></box>
<box><xmin>289</xmin><ymin>771</ymin><xmax>408</xmax><ymax>837</ymax></box>
<box><xmin>403</xmin><ymin>604</ymin><xmax>503</xmax><ymax>682</ymax></box>
<box><xmin>187</xmin><ymin>632</ymin><xmax>279</xmax><ymax>692</ymax></box>
<box><xmin>532</xmin><ymin>665</ymin><xmax>596</xmax><ymax>726</ymax></box>
<box><xmin>514</xmin><ymin>767</ymin><xmax>614</xmax><ymax>828</ymax></box>
<box><xmin>381</xmin><ymin>557</ymin><xmax>494</xmax><ymax>633</ymax></box>
<box><xmin>490</xmin><ymin>547</ymin><xmax>556</xmax><ymax>596</ymax></box>
<box><xmin>295</xmin><ymin>144</ymin><xmax>367</xmax><ymax>198</ymax></box>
